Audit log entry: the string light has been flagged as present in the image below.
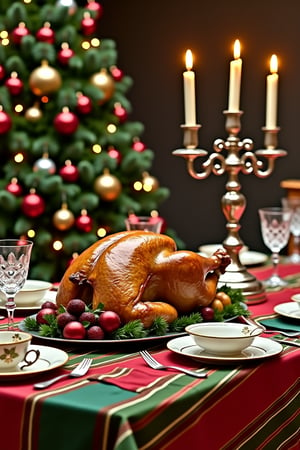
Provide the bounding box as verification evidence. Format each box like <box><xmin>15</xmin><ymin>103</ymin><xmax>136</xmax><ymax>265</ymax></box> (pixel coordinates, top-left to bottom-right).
<box><xmin>53</xmin><ymin>240</ymin><xmax>63</xmax><ymax>251</ymax></box>
<box><xmin>14</xmin><ymin>153</ymin><xmax>24</xmax><ymax>163</ymax></box>
<box><xmin>133</xmin><ymin>181</ymin><xmax>143</xmax><ymax>191</ymax></box>
<box><xmin>27</xmin><ymin>229</ymin><xmax>35</xmax><ymax>238</ymax></box>
<box><xmin>97</xmin><ymin>227</ymin><xmax>107</xmax><ymax>238</ymax></box>
<box><xmin>91</xmin><ymin>38</ymin><xmax>100</xmax><ymax>47</ymax></box>
<box><xmin>92</xmin><ymin>144</ymin><xmax>102</xmax><ymax>154</ymax></box>
<box><xmin>107</xmin><ymin>124</ymin><xmax>117</xmax><ymax>133</ymax></box>
<box><xmin>82</xmin><ymin>40</ymin><xmax>90</xmax><ymax>50</ymax></box>
<box><xmin>15</xmin><ymin>104</ymin><xmax>23</xmax><ymax>113</ymax></box>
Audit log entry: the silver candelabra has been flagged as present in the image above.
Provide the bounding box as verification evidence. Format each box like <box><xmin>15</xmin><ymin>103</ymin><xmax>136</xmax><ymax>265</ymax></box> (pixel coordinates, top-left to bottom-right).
<box><xmin>173</xmin><ymin>110</ymin><xmax>287</xmax><ymax>304</ymax></box>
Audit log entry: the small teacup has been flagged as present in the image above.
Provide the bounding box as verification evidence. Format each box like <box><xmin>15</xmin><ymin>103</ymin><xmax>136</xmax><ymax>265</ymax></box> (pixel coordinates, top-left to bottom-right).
<box><xmin>0</xmin><ymin>331</ymin><xmax>40</xmax><ymax>371</ymax></box>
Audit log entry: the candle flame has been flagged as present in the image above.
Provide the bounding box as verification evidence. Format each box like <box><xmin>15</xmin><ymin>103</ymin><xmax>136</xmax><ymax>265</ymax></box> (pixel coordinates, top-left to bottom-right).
<box><xmin>233</xmin><ymin>40</ymin><xmax>240</xmax><ymax>59</ymax></box>
<box><xmin>185</xmin><ymin>49</ymin><xmax>193</xmax><ymax>70</ymax></box>
<box><xmin>270</xmin><ymin>54</ymin><xmax>278</xmax><ymax>74</ymax></box>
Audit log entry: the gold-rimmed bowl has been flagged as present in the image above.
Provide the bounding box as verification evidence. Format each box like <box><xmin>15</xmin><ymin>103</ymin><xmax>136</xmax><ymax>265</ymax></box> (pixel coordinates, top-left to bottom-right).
<box><xmin>185</xmin><ymin>322</ymin><xmax>263</xmax><ymax>355</ymax></box>
<box><xmin>0</xmin><ymin>280</ymin><xmax>53</xmax><ymax>306</ymax></box>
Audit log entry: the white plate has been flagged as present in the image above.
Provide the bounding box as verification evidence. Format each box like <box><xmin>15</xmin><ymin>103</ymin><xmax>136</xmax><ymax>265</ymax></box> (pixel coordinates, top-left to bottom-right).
<box><xmin>199</xmin><ymin>245</ymin><xmax>267</xmax><ymax>266</ymax></box>
<box><xmin>167</xmin><ymin>335</ymin><xmax>283</xmax><ymax>365</ymax></box>
<box><xmin>0</xmin><ymin>344</ymin><xmax>68</xmax><ymax>380</ymax></box>
<box><xmin>0</xmin><ymin>291</ymin><xmax>57</xmax><ymax>312</ymax></box>
<box><xmin>274</xmin><ymin>302</ymin><xmax>300</xmax><ymax>320</ymax></box>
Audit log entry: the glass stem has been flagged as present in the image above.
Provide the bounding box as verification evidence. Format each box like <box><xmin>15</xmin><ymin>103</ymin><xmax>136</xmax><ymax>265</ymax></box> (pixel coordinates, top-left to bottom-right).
<box><xmin>6</xmin><ymin>297</ymin><xmax>16</xmax><ymax>331</ymax></box>
<box><xmin>271</xmin><ymin>252</ymin><xmax>280</xmax><ymax>278</ymax></box>
<box><xmin>292</xmin><ymin>234</ymin><xmax>300</xmax><ymax>255</ymax></box>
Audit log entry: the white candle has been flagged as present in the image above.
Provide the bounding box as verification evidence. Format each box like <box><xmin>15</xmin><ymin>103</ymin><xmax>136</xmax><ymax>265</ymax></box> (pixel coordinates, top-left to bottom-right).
<box><xmin>183</xmin><ymin>49</ymin><xmax>196</xmax><ymax>125</ymax></box>
<box><xmin>265</xmin><ymin>54</ymin><xmax>278</xmax><ymax>128</ymax></box>
<box><xmin>228</xmin><ymin>40</ymin><xmax>242</xmax><ymax>112</ymax></box>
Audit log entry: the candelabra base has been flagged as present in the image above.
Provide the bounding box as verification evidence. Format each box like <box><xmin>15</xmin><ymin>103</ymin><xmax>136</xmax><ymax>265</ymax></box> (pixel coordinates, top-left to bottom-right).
<box><xmin>218</xmin><ymin>263</ymin><xmax>267</xmax><ymax>305</ymax></box>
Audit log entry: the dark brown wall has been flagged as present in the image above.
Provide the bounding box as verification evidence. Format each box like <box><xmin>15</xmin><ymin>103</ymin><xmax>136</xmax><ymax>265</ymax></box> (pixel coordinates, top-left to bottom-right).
<box><xmin>99</xmin><ymin>0</ymin><xmax>300</xmax><ymax>253</ymax></box>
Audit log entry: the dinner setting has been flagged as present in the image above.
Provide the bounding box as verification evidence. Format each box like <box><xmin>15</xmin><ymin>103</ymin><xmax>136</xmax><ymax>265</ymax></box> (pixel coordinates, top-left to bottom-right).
<box><xmin>0</xmin><ymin>1</ymin><xmax>299</xmax><ymax>450</ymax></box>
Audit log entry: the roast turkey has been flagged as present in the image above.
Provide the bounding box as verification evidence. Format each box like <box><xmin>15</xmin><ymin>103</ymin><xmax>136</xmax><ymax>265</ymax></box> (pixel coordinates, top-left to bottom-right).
<box><xmin>56</xmin><ymin>231</ymin><xmax>231</xmax><ymax>327</ymax></box>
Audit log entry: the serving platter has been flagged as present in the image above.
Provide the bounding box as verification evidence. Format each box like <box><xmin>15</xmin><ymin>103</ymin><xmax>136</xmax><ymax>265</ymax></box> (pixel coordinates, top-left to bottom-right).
<box><xmin>19</xmin><ymin>317</ymin><xmax>186</xmax><ymax>345</ymax></box>
<box><xmin>0</xmin><ymin>345</ymin><xmax>68</xmax><ymax>380</ymax></box>
<box><xmin>274</xmin><ymin>302</ymin><xmax>300</xmax><ymax>320</ymax></box>
<box><xmin>167</xmin><ymin>335</ymin><xmax>283</xmax><ymax>365</ymax></box>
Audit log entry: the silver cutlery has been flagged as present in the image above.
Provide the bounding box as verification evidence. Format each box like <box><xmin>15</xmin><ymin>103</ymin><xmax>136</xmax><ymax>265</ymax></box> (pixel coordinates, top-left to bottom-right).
<box><xmin>139</xmin><ymin>350</ymin><xmax>207</xmax><ymax>378</ymax></box>
<box><xmin>262</xmin><ymin>330</ymin><xmax>300</xmax><ymax>338</ymax></box>
<box><xmin>239</xmin><ymin>315</ymin><xmax>300</xmax><ymax>338</ymax></box>
<box><xmin>34</xmin><ymin>358</ymin><xmax>92</xmax><ymax>389</ymax></box>
<box><xmin>271</xmin><ymin>338</ymin><xmax>300</xmax><ymax>348</ymax></box>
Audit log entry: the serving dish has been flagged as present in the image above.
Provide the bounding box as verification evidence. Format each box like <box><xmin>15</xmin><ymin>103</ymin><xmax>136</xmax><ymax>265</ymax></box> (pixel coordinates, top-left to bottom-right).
<box><xmin>0</xmin><ymin>280</ymin><xmax>53</xmax><ymax>306</ymax></box>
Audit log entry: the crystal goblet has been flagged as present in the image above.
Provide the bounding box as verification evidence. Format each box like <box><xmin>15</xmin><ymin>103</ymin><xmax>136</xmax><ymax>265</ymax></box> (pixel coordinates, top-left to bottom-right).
<box><xmin>0</xmin><ymin>239</ymin><xmax>33</xmax><ymax>330</ymax></box>
<box><xmin>258</xmin><ymin>207</ymin><xmax>292</xmax><ymax>288</ymax></box>
<box><xmin>281</xmin><ymin>197</ymin><xmax>300</xmax><ymax>263</ymax></box>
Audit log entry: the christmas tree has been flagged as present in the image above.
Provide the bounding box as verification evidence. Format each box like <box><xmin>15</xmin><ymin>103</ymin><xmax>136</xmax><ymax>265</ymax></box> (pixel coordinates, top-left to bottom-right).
<box><xmin>0</xmin><ymin>0</ymin><xmax>181</xmax><ymax>282</ymax></box>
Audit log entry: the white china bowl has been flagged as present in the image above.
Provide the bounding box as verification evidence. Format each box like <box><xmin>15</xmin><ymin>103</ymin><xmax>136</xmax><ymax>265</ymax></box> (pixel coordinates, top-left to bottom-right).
<box><xmin>185</xmin><ymin>322</ymin><xmax>263</xmax><ymax>355</ymax></box>
<box><xmin>0</xmin><ymin>280</ymin><xmax>53</xmax><ymax>306</ymax></box>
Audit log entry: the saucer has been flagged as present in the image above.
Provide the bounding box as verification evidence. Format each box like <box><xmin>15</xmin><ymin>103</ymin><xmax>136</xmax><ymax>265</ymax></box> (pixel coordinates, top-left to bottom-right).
<box><xmin>0</xmin><ymin>344</ymin><xmax>68</xmax><ymax>380</ymax></box>
<box><xmin>167</xmin><ymin>335</ymin><xmax>283</xmax><ymax>365</ymax></box>
<box><xmin>274</xmin><ymin>302</ymin><xmax>300</xmax><ymax>320</ymax></box>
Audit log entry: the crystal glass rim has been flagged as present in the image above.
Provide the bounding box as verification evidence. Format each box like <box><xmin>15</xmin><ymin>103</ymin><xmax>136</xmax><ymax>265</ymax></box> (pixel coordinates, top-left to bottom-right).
<box><xmin>0</xmin><ymin>239</ymin><xmax>33</xmax><ymax>247</ymax></box>
<box><xmin>259</xmin><ymin>207</ymin><xmax>292</xmax><ymax>214</ymax></box>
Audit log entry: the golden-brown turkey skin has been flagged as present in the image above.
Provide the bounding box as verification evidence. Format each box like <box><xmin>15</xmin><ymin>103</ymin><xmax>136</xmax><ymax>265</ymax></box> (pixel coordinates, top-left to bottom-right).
<box><xmin>56</xmin><ymin>231</ymin><xmax>230</xmax><ymax>328</ymax></box>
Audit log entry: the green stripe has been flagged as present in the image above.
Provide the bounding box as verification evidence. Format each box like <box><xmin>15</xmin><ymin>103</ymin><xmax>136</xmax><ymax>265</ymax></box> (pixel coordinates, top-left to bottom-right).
<box><xmin>37</xmin><ymin>383</ymin><xmax>136</xmax><ymax>450</ymax></box>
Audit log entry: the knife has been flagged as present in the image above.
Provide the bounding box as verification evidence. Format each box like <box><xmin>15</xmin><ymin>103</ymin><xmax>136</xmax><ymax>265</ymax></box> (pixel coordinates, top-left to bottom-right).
<box><xmin>272</xmin><ymin>338</ymin><xmax>300</xmax><ymax>348</ymax></box>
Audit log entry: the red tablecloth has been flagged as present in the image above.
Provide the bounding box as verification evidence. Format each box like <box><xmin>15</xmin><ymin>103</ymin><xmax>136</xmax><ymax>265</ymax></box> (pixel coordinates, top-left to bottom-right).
<box><xmin>0</xmin><ymin>264</ymin><xmax>299</xmax><ymax>450</ymax></box>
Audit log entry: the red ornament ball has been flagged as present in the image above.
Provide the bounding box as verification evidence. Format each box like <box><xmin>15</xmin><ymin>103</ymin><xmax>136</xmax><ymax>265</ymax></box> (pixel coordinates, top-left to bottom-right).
<box><xmin>0</xmin><ymin>65</ymin><xmax>5</xmax><ymax>80</ymax></box>
<box><xmin>85</xmin><ymin>1</ymin><xmax>103</xmax><ymax>19</ymax></box>
<box><xmin>108</xmin><ymin>147</ymin><xmax>122</xmax><ymax>164</ymax></box>
<box><xmin>132</xmin><ymin>140</ymin><xmax>146</xmax><ymax>152</ymax></box>
<box><xmin>54</xmin><ymin>109</ymin><xmax>79</xmax><ymax>134</ymax></box>
<box><xmin>21</xmin><ymin>193</ymin><xmax>45</xmax><ymax>217</ymax></box>
<box><xmin>12</xmin><ymin>23</ymin><xmax>30</xmax><ymax>44</ymax></box>
<box><xmin>110</xmin><ymin>66</ymin><xmax>124</xmax><ymax>81</ymax></box>
<box><xmin>114</xmin><ymin>104</ymin><xmax>128</xmax><ymax>122</ymax></box>
<box><xmin>0</xmin><ymin>110</ymin><xmax>12</xmax><ymax>134</ymax></box>
<box><xmin>6</xmin><ymin>180</ymin><xmax>22</xmax><ymax>196</ymax></box>
<box><xmin>59</xmin><ymin>163</ymin><xmax>79</xmax><ymax>182</ymax></box>
<box><xmin>76</xmin><ymin>94</ymin><xmax>92</xmax><ymax>114</ymax></box>
<box><xmin>81</xmin><ymin>13</ymin><xmax>96</xmax><ymax>35</ymax></box>
<box><xmin>5</xmin><ymin>74</ymin><xmax>23</xmax><ymax>96</ymax></box>
<box><xmin>58</xmin><ymin>45</ymin><xmax>75</xmax><ymax>65</ymax></box>
<box><xmin>36</xmin><ymin>24</ymin><xmax>55</xmax><ymax>44</ymax></box>
<box><xmin>75</xmin><ymin>212</ymin><xmax>93</xmax><ymax>232</ymax></box>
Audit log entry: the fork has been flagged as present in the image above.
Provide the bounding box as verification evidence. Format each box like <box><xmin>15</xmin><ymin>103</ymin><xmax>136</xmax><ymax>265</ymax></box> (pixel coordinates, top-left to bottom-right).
<box><xmin>139</xmin><ymin>350</ymin><xmax>207</xmax><ymax>378</ymax></box>
<box><xmin>34</xmin><ymin>358</ymin><xmax>93</xmax><ymax>389</ymax></box>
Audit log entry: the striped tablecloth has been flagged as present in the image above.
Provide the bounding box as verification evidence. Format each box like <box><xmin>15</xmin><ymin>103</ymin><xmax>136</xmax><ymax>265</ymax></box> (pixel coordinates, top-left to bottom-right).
<box><xmin>0</xmin><ymin>264</ymin><xmax>299</xmax><ymax>450</ymax></box>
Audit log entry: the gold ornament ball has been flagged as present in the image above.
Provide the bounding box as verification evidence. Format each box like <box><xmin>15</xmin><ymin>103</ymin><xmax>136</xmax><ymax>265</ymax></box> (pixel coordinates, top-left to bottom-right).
<box><xmin>25</xmin><ymin>104</ymin><xmax>42</xmax><ymax>122</ymax></box>
<box><xmin>143</xmin><ymin>173</ymin><xmax>159</xmax><ymax>192</ymax></box>
<box><xmin>90</xmin><ymin>69</ymin><xmax>115</xmax><ymax>104</ymax></box>
<box><xmin>53</xmin><ymin>205</ymin><xmax>75</xmax><ymax>231</ymax></box>
<box><xmin>94</xmin><ymin>171</ymin><xmax>122</xmax><ymax>201</ymax></box>
<box><xmin>29</xmin><ymin>61</ymin><xmax>62</xmax><ymax>96</ymax></box>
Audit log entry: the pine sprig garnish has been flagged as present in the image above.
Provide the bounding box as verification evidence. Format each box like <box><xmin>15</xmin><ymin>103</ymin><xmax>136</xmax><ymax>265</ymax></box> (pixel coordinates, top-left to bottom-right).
<box><xmin>113</xmin><ymin>320</ymin><xmax>148</xmax><ymax>340</ymax></box>
<box><xmin>38</xmin><ymin>314</ymin><xmax>60</xmax><ymax>337</ymax></box>
<box><xmin>169</xmin><ymin>312</ymin><xmax>202</xmax><ymax>332</ymax></box>
<box><xmin>24</xmin><ymin>316</ymin><xmax>40</xmax><ymax>331</ymax></box>
<box><xmin>148</xmin><ymin>316</ymin><xmax>169</xmax><ymax>336</ymax></box>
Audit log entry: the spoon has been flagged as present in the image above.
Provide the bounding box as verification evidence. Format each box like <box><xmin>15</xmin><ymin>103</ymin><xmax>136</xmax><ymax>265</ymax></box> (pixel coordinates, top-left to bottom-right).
<box><xmin>240</xmin><ymin>316</ymin><xmax>300</xmax><ymax>338</ymax></box>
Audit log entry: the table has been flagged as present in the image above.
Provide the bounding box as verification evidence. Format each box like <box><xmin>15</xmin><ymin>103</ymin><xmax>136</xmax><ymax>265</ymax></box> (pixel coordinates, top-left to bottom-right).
<box><xmin>0</xmin><ymin>263</ymin><xmax>299</xmax><ymax>450</ymax></box>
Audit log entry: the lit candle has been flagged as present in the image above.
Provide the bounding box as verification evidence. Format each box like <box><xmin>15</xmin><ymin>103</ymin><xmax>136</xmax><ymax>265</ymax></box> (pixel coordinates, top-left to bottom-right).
<box><xmin>183</xmin><ymin>49</ymin><xmax>196</xmax><ymax>125</ymax></box>
<box><xmin>265</xmin><ymin>54</ymin><xmax>278</xmax><ymax>128</ymax></box>
<box><xmin>228</xmin><ymin>40</ymin><xmax>242</xmax><ymax>112</ymax></box>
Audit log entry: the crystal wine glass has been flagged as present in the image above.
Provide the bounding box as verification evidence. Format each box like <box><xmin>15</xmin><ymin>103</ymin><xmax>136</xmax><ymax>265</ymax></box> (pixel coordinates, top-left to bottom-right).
<box><xmin>0</xmin><ymin>239</ymin><xmax>33</xmax><ymax>330</ymax></box>
<box><xmin>258</xmin><ymin>207</ymin><xmax>292</xmax><ymax>288</ymax></box>
<box><xmin>281</xmin><ymin>197</ymin><xmax>300</xmax><ymax>263</ymax></box>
